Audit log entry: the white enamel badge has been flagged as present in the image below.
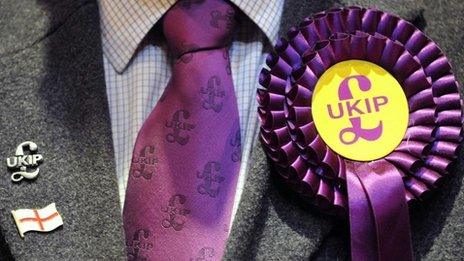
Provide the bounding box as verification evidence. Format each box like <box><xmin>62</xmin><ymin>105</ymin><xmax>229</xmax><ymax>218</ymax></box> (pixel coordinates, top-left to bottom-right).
<box><xmin>11</xmin><ymin>203</ymin><xmax>63</xmax><ymax>238</ymax></box>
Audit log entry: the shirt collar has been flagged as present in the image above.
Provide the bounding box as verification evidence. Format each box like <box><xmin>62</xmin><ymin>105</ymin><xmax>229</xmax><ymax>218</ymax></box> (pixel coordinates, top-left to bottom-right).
<box><xmin>98</xmin><ymin>0</ymin><xmax>283</xmax><ymax>73</ymax></box>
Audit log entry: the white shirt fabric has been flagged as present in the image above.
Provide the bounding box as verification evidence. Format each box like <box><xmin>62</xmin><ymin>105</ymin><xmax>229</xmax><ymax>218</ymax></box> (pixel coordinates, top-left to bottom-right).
<box><xmin>97</xmin><ymin>0</ymin><xmax>283</xmax><ymax>223</ymax></box>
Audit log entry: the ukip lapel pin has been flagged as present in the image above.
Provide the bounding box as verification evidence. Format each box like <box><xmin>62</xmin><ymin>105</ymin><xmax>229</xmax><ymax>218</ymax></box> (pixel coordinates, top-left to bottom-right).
<box><xmin>11</xmin><ymin>203</ymin><xmax>63</xmax><ymax>238</ymax></box>
<box><xmin>6</xmin><ymin>141</ymin><xmax>43</xmax><ymax>182</ymax></box>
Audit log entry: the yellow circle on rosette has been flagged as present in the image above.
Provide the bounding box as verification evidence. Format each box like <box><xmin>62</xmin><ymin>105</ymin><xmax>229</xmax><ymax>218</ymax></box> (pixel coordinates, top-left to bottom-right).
<box><xmin>311</xmin><ymin>60</ymin><xmax>409</xmax><ymax>161</ymax></box>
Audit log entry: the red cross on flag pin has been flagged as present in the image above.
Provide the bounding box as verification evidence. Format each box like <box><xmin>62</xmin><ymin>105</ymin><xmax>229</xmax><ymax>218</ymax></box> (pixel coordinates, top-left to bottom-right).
<box><xmin>11</xmin><ymin>203</ymin><xmax>63</xmax><ymax>238</ymax></box>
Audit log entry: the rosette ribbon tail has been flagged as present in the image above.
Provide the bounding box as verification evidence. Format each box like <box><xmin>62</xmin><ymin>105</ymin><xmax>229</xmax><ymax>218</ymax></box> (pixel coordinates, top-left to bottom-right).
<box><xmin>346</xmin><ymin>160</ymin><xmax>413</xmax><ymax>261</ymax></box>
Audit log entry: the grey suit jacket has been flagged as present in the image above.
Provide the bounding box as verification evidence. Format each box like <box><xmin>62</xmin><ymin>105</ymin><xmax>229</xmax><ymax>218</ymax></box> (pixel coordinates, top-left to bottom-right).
<box><xmin>0</xmin><ymin>0</ymin><xmax>463</xmax><ymax>260</ymax></box>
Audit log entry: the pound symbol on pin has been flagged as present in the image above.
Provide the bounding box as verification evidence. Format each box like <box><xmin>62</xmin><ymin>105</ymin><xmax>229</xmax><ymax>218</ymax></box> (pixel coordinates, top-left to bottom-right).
<box><xmin>6</xmin><ymin>141</ymin><xmax>43</xmax><ymax>182</ymax></box>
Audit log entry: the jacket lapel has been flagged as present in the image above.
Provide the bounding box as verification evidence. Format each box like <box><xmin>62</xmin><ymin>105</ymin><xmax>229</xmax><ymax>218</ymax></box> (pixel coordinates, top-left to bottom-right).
<box><xmin>223</xmin><ymin>145</ymin><xmax>334</xmax><ymax>260</ymax></box>
<box><xmin>0</xmin><ymin>1</ymin><xmax>125</xmax><ymax>259</ymax></box>
<box><xmin>225</xmin><ymin>0</ymin><xmax>427</xmax><ymax>259</ymax></box>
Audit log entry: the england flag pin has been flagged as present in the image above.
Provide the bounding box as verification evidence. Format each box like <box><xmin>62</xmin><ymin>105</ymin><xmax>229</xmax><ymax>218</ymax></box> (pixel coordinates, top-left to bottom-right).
<box><xmin>11</xmin><ymin>203</ymin><xmax>63</xmax><ymax>238</ymax></box>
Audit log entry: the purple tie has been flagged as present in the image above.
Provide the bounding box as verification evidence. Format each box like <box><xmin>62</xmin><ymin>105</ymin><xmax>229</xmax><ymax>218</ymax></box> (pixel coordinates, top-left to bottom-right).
<box><xmin>122</xmin><ymin>0</ymin><xmax>241</xmax><ymax>260</ymax></box>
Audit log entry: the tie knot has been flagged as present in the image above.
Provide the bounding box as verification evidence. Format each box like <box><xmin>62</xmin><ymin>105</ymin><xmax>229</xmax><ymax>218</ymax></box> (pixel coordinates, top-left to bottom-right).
<box><xmin>163</xmin><ymin>0</ymin><xmax>236</xmax><ymax>58</ymax></box>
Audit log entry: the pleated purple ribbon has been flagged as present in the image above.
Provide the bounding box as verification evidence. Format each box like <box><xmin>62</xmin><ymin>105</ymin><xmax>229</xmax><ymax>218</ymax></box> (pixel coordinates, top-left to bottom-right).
<box><xmin>257</xmin><ymin>6</ymin><xmax>463</xmax><ymax>261</ymax></box>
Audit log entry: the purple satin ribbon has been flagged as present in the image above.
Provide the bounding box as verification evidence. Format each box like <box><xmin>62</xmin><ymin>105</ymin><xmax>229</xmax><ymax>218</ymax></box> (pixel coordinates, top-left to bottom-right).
<box><xmin>347</xmin><ymin>160</ymin><xmax>413</xmax><ymax>261</ymax></box>
<box><xmin>257</xmin><ymin>6</ymin><xmax>463</xmax><ymax>261</ymax></box>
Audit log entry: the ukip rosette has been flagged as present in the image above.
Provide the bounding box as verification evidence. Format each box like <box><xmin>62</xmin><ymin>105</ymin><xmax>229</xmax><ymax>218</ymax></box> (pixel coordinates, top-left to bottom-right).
<box><xmin>257</xmin><ymin>6</ymin><xmax>463</xmax><ymax>261</ymax></box>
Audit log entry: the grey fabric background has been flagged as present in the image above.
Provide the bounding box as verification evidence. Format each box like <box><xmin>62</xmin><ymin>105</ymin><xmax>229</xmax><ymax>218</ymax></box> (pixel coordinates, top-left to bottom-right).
<box><xmin>0</xmin><ymin>1</ymin><xmax>125</xmax><ymax>260</ymax></box>
<box><xmin>0</xmin><ymin>0</ymin><xmax>463</xmax><ymax>260</ymax></box>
